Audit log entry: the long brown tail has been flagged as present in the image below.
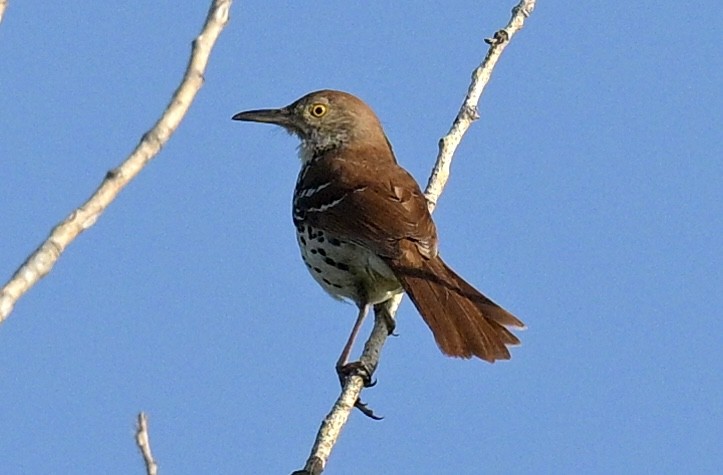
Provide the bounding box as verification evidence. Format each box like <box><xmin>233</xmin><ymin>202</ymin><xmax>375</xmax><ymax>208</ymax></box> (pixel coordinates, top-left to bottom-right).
<box><xmin>392</xmin><ymin>256</ymin><xmax>524</xmax><ymax>362</ymax></box>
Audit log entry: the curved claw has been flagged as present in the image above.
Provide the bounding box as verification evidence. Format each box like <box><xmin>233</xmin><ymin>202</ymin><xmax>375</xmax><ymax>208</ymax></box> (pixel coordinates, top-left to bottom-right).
<box><xmin>355</xmin><ymin>399</ymin><xmax>384</xmax><ymax>420</ymax></box>
<box><xmin>336</xmin><ymin>361</ymin><xmax>383</xmax><ymax>419</ymax></box>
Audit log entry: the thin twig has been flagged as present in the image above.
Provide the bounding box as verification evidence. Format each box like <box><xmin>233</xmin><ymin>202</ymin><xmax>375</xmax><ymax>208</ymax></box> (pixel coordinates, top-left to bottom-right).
<box><xmin>426</xmin><ymin>0</ymin><xmax>537</xmax><ymax>211</ymax></box>
<box><xmin>135</xmin><ymin>413</ymin><xmax>158</xmax><ymax>475</ymax></box>
<box><xmin>295</xmin><ymin>1</ymin><xmax>537</xmax><ymax>473</ymax></box>
<box><xmin>0</xmin><ymin>0</ymin><xmax>8</xmax><ymax>25</ymax></box>
<box><xmin>0</xmin><ymin>0</ymin><xmax>232</xmax><ymax>325</ymax></box>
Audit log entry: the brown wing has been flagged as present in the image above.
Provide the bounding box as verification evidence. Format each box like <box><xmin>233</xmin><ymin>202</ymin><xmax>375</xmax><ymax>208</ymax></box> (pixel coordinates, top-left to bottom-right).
<box><xmin>294</xmin><ymin>147</ymin><xmax>437</xmax><ymax>263</ymax></box>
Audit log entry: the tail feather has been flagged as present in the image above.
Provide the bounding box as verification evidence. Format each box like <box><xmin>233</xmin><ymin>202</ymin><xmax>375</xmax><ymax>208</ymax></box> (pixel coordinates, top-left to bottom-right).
<box><xmin>392</xmin><ymin>256</ymin><xmax>524</xmax><ymax>362</ymax></box>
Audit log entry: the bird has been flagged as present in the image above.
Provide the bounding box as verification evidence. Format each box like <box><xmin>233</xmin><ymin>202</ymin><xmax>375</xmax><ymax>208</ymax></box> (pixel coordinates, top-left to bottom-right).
<box><xmin>232</xmin><ymin>90</ymin><xmax>524</xmax><ymax>382</ymax></box>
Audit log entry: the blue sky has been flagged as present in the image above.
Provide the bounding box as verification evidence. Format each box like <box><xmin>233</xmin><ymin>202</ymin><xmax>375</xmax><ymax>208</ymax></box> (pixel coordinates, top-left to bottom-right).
<box><xmin>1</xmin><ymin>1</ymin><xmax>721</xmax><ymax>474</ymax></box>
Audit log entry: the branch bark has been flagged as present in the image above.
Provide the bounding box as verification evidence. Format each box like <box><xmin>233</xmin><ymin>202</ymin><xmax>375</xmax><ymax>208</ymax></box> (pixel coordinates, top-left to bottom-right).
<box><xmin>294</xmin><ymin>1</ymin><xmax>537</xmax><ymax>473</ymax></box>
<box><xmin>135</xmin><ymin>413</ymin><xmax>159</xmax><ymax>475</ymax></box>
<box><xmin>0</xmin><ymin>0</ymin><xmax>232</xmax><ymax>325</ymax></box>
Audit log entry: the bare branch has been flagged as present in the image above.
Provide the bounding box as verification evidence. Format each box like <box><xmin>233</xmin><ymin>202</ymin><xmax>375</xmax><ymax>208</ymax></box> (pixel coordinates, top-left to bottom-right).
<box><xmin>294</xmin><ymin>296</ymin><xmax>403</xmax><ymax>475</ymax></box>
<box><xmin>295</xmin><ymin>1</ymin><xmax>536</xmax><ymax>472</ymax></box>
<box><xmin>426</xmin><ymin>0</ymin><xmax>537</xmax><ymax>210</ymax></box>
<box><xmin>0</xmin><ymin>0</ymin><xmax>8</xmax><ymax>26</ymax></box>
<box><xmin>0</xmin><ymin>0</ymin><xmax>232</xmax><ymax>325</ymax></box>
<box><xmin>135</xmin><ymin>413</ymin><xmax>159</xmax><ymax>475</ymax></box>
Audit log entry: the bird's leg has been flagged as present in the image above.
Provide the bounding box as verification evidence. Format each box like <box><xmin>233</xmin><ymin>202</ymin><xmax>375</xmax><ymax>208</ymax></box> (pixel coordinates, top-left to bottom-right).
<box><xmin>335</xmin><ymin>303</ymin><xmax>371</xmax><ymax>381</ymax></box>
<box><xmin>335</xmin><ymin>303</ymin><xmax>382</xmax><ymax>420</ymax></box>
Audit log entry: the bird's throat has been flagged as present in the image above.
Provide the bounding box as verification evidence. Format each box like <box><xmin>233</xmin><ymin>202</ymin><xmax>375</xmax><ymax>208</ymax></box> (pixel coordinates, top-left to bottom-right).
<box><xmin>298</xmin><ymin>140</ymin><xmax>341</xmax><ymax>165</ymax></box>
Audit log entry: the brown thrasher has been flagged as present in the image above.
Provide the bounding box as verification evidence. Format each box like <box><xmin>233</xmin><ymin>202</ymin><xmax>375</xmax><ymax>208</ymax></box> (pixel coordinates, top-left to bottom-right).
<box><xmin>233</xmin><ymin>90</ymin><xmax>524</xmax><ymax>383</ymax></box>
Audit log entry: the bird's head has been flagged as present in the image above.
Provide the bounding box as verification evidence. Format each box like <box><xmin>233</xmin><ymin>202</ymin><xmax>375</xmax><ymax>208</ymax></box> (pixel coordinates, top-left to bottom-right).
<box><xmin>233</xmin><ymin>90</ymin><xmax>388</xmax><ymax>157</ymax></box>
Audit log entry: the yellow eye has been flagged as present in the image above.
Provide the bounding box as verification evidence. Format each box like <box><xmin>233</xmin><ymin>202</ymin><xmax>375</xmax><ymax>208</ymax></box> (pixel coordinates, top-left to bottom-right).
<box><xmin>309</xmin><ymin>103</ymin><xmax>327</xmax><ymax>118</ymax></box>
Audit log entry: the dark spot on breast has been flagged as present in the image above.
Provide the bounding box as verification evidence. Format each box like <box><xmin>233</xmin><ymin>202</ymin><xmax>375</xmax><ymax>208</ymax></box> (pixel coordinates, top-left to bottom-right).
<box><xmin>324</xmin><ymin>257</ymin><xmax>337</xmax><ymax>267</ymax></box>
<box><xmin>317</xmin><ymin>248</ymin><xmax>327</xmax><ymax>257</ymax></box>
<box><xmin>313</xmin><ymin>267</ymin><xmax>322</xmax><ymax>273</ymax></box>
<box><xmin>300</xmin><ymin>236</ymin><xmax>307</xmax><ymax>246</ymax></box>
<box><xmin>318</xmin><ymin>237</ymin><xmax>325</xmax><ymax>243</ymax></box>
<box><xmin>328</xmin><ymin>238</ymin><xmax>342</xmax><ymax>246</ymax></box>
<box><xmin>332</xmin><ymin>283</ymin><xmax>343</xmax><ymax>289</ymax></box>
<box><xmin>335</xmin><ymin>262</ymin><xmax>350</xmax><ymax>272</ymax></box>
<box><xmin>310</xmin><ymin>249</ymin><xmax>317</xmax><ymax>254</ymax></box>
<box><xmin>322</xmin><ymin>278</ymin><xmax>333</xmax><ymax>285</ymax></box>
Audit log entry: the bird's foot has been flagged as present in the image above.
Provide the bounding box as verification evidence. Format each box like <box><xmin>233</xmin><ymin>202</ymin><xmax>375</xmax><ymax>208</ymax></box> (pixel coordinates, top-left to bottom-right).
<box><xmin>374</xmin><ymin>303</ymin><xmax>397</xmax><ymax>336</ymax></box>
<box><xmin>290</xmin><ymin>456</ymin><xmax>323</xmax><ymax>475</ymax></box>
<box><xmin>336</xmin><ymin>360</ymin><xmax>375</xmax><ymax>387</ymax></box>
<box><xmin>336</xmin><ymin>360</ymin><xmax>383</xmax><ymax>420</ymax></box>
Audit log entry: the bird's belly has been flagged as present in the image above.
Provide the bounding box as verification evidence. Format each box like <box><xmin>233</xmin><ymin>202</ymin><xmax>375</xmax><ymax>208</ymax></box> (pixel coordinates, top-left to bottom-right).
<box><xmin>296</xmin><ymin>225</ymin><xmax>401</xmax><ymax>306</ymax></box>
